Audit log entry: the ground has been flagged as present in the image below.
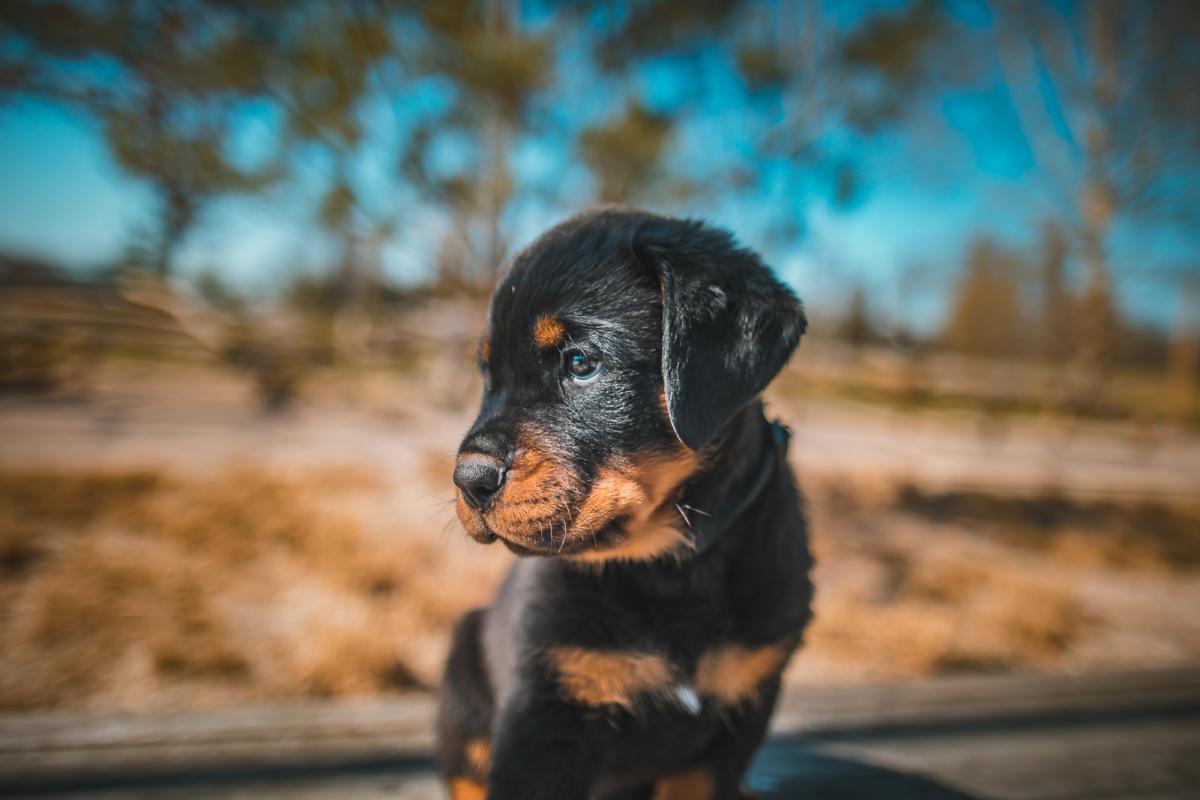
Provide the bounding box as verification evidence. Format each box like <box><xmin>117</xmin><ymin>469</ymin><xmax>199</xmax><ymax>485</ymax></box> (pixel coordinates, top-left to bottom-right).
<box><xmin>1</xmin><ymin>359</ymin><xmax>1198</xmax><ymax>711</ymax></box>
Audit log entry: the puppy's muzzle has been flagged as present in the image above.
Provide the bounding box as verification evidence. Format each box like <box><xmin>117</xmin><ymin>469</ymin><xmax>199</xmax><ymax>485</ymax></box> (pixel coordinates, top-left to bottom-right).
<box><xmin>454</xmin><ymin>454</ymin><xmax>506</xmax><ymax>512</ymax></box>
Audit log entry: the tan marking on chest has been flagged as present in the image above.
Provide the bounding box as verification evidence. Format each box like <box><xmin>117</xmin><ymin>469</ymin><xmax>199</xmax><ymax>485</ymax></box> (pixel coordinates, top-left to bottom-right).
<box><xmin>548</xmin><ymin>647</ymin><xmax>675</xmax><ymax>709</ymax></box>
<box><xmin>653</xmin><ymin>766</ymin><xmax>715</xmax><ymax>800</ymax></box>
<box><xmin>533</xmin><ymin>314</ymin><xmax>566</xmax><ymax>348</ymax></box>
<box><xmin>695</xmin><ymin>642</ymin><xmax>792</xmax><ymax>705</ymax></box>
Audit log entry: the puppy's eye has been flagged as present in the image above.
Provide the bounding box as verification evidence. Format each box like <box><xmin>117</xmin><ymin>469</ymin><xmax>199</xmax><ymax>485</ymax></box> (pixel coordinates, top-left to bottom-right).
<box><xmin>563</xmin><ymin>349</ymin><xmax>600</xmax><ymax>381</ymax></box>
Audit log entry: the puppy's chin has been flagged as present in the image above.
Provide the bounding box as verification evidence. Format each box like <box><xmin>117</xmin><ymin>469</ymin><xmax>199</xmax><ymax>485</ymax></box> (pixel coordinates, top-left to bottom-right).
<box><xmin>455</xmin><ymin>495</ymin><xmax>598</xmax><ymax>555</ymax></box>
<box><xmin>483</xmin><ymin>513</ymin><xmax>690</xmax><ymax>565</ymax></box>
<box><xmin>454</xmin><ymin>495</ymin><xmax>498</xmax><ymax>544</ymax></box>
<box><xmin>492</xmin><ymin>517</ymin><xmax>627</xmax><ymax>558</ymax></box>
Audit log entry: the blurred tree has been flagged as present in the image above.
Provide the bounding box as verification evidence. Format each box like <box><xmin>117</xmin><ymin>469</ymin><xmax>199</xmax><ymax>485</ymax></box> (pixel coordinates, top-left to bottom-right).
<box><xmin>577</xmin><ymin>100</ymin><xmax>675</xmax><ymax>204</ymax></box>
<box><xmin>1166</xmin><ymin>277</ymin><xmax>1200</xmax><ymax>424</ymax></box>
<box><xmin>593</xmin><ymin>0</ymin><xmax>742</xmax><ymax>72</ymax></box>
<box><xmin>399</xmin><ymin>0</ymin><xmax>553</xmax><ymax>288</ymax></box>
<box><xmin>0</xmin><ymin>1</ymin><xmax>286</xmax><ymax>276</ymax></box>
<box><xmin>262</xmin><ymin>0</ymin><xmax>395</xmax><ymax>310</ymax></box>
<box><xmin>1034</xmin><ymin>221</ymin><xmax>1074</xmax><ymax>364</ymax></box>
<box><xmin>992</xmin><ymin>0</ymin><xmax>1200</xmax><ymax>373</ymax></box>
<box><xmin>751</xmin><ymin>0</ymin><xmax>951</xmax><ymax>228</ymax></box>
<box><xmin>942</xmin><ymin>237</ymin><xmax>1025</xmax><ymax>358</ymax></box>
<box><xmin>2</xmin><ymin>0</ymin><xmax>965</xmax><ymax>297</ymax></box>
<box><xmin>579</xmin><ymin>0</ymin><xmax>953</xmax><ymax>234</ymax></box>
<box><xmin>837</xmin><ymin>283</ymin><xmax>876</xmax><ymax>351</ymax></box>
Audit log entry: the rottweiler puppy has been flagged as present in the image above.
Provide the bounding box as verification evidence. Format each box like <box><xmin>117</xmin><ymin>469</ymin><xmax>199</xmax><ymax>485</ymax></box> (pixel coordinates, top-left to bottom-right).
<box><xmin>437</xmin><ymin>208</ymin><xmax>813</xmax><ymax>800</ymax></box>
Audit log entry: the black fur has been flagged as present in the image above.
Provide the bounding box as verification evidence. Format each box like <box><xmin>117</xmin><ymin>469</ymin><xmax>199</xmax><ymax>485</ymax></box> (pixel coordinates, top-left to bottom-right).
<box><xmin>438</xmin><ymin>208</ymin><xmax>813</xmax><ymax>800</ymax></box>
<box><xmin>636</xmin><ymin>217</ymin><xmax>807</xmax><ymax>451</ymax></box>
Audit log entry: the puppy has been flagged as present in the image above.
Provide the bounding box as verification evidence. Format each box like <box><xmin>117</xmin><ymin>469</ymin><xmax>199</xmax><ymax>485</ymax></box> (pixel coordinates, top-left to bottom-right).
<box><xmin>437</xmin><ymin>208</ymin><xmax>813</xmax><ymax>800</ymax></box>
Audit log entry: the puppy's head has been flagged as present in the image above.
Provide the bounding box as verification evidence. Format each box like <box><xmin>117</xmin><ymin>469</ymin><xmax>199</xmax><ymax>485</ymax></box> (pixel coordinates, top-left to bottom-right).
<box><xmin>453</xmin><ymin>209</ymin><xmax>805</xmax><ymax>562</ymax></box>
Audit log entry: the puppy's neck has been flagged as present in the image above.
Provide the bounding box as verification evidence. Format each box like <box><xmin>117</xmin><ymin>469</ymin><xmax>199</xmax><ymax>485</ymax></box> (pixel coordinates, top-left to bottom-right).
<box><xmin>672</xmin><ymin>401</ymin><xmax>775</xmax><ymax>542</ymax></box>
<box><xmin>581</xmin><ymin>404</ymin><xmax>778</xmax><ymax>596</ymax></box>
<box><xmin>567</xmin><ymin>403</ymin><xmax>779</xmax><ymax>581</ymax></box>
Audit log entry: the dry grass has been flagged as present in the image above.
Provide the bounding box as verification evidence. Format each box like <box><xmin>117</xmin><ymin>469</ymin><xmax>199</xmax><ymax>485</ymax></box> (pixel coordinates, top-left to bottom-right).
<box><xmin>801</xmin><ymin>532</ymin><xmax>1094</xmax><ymax>681</ymax></box>
<box><xmin>892</xmin><ymin>483</ymin><xmax>1200</xmax><ymax>571</ymax></box>
<box><xmin>804</xmin><ymin>553</ymin><xmax>1087</xmax><ymax>678</ymax></box>
<box><xmin>785</xmin><ymin>475</ymin><xmax>1200</xmax><ymax>684</ymax></box>
<box><xmin>0</xmin><ymin>466</ymin><xmax>497</xmax><ymax>711</ymax></box>
<box><xmin>2</xmin><ymin>463</ymin><xmax>1196</xmax><ymax>710</ymax></box>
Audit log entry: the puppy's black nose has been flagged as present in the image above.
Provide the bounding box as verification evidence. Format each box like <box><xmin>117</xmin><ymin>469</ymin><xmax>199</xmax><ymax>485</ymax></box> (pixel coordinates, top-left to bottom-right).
<box><xmin>454</xmin><ymin>455</ymin><xmax>506</xmax><ymax>510</ymax></box>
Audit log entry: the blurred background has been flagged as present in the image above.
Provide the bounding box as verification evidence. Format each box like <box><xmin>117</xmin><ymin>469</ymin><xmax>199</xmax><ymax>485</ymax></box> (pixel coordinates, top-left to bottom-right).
<box><xmin>0</xmin><ymin>0</ymin><xmax>1198</xmax><ymax>714</ymax></box>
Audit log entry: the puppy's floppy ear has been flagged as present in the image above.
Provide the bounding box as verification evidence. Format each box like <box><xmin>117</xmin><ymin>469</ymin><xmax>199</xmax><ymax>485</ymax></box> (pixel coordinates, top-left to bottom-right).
<box><xmin>634</xmin><ymin>217</ymin><xmax>806</xmax><ymax>451</ymax></box>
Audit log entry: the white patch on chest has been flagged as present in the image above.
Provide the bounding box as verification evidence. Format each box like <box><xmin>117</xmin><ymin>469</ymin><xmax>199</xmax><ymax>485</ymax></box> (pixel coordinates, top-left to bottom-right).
<box><xmin>672</xmin><ymin>684</ymin><xmax>702</xmax><ymax>715</ymax></box>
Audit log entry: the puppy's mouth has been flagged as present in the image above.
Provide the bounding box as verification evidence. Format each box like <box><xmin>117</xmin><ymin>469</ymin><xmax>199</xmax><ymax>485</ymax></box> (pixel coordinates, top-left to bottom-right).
<box><xmin>491</xmin><ymin>516</ymin><xmax>628</xmax><ymax>557</ymax></box>
<box><xmin>464</xmin><ymin>500</ymin><xmax>691</xmax><ymax>564</ymax></box>
<box><xmin>455</xmin><ymin>493</ymin><xmax>629</xmax><ymax>556</ymax></box>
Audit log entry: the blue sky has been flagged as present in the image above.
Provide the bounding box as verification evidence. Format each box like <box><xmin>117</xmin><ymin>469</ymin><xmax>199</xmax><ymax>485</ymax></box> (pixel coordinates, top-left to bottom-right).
<box><xmin>0</xmin><ymin>0</ymin><xmax>1194</xmax><ymax>332</ymax></box>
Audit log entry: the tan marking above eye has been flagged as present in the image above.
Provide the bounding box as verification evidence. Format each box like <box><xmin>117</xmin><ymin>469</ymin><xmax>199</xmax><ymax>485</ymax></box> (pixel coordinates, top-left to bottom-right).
<box><xmin>533</xmin><ymin>314</ymin><xmax>566</xmax><ymax>348</ymax></box>
<box><xmin>694</xmin><ymin>641</ymin><xmax>793</xmax><ymax>705</ymax></box>
<box><xmin>548</xmin><ymin>647</ymin><xmax>675</xmax><ymax>709</ymax></box>
<box><xmin>654</xmin><ymin>767</ymin><xmax>716</xmax><ymax>800</ymax></box>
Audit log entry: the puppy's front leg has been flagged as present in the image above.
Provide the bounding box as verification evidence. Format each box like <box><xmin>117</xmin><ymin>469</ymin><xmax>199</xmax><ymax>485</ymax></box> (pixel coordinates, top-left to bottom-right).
<box><xmin>486</xmin><ymin>682</ymin><xmax>606</xmax><ymax>800</ymax></box>
<box><xmin>655</xmin><ymin>679</ymin><xmax>781</xmax><ymax>800</ymax></box>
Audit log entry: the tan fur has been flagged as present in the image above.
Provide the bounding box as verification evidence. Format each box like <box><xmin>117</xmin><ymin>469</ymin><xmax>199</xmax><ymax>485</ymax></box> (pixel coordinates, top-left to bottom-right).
<box><xmin>484</xmin><ymin>429</ymin><xmax>576</xmax><ymax>542</ymax></box>
<box><xmin>449</xmin><ymin>777</ymin><xmax>487</xmax><ymax>800</ymax></box>
<box><xmin>549</xmin><ymin>647</ymin><xmax>675</xmax><ymax>709</ymax></box>
<box><xmin>570</xmin><ymin>464</ymin><xmax>650</xmax><ymax>533</ymax></box>
<box><xmin>567</xmin><ymin>514</ymin><xmax>690</xmax><ymax>564</ymax></box>
<box><xmin>567</xmin><ymin>446</ymin><xmax>700</xmax><ymax>563</ymax></box>
<box><xmin>465</xmin><ymin>738</ymin><xmax>491</xmax><ymax>776</ymax></box>
<box><xmin>658</xmin><ymin>388</ymin><xmax>672</xmax><ymax>422</ymax></box>
<box><xmin>455</xmin><ymin>492</ymin><xmax>492</xmax><ymax>540</ymax></box>
<box><xmin>533</xmin><ymin>315</ymin><xmax>566</xmax><ymax>348</ymax></box>
<box><xmin>654</xmin><ymin>767</ymin><xmax>716</xmax><ymax>800</ymax></box>
<box><xmin>479</xmin><ymin>335</ymin><xmax>491</xmax><ymax>363</ymax></box>
<box><xmin>459</xmin><ymin>426</ymin><xmax>701</xmax><ymax>558</ymax></box>
<box><xmin>494</xmin><ymin>442</ymin><xmax>560</xmax><ymax>506</ymax></box>
<box><xmin>695</xmin><ymin>641</ymin><xmax>792</xmax><ymax>705</ymax></box>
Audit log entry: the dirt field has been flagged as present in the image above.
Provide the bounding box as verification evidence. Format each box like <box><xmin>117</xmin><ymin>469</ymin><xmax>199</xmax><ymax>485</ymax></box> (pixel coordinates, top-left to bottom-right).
<box><xmin>2</xmin><ymin>361</ymin><xmax>1199</xmax><ymax>711</ymax></box>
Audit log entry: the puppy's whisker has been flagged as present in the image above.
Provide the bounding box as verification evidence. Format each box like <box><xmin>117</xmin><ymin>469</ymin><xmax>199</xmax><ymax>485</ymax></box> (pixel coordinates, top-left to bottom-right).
<box><xmin>567</xmin><ymin>502</ymin><xmax>596</xmax><ymax>547</ymax></box>
<box><xmin>557</xmin><ymin>516</ymin><xmax>570</xmax><ymax>553</ymax></box>
<box><xmin>675</xmin><ymin>503</ymin><xmax>693</xmax><ymax>528</ymax></box>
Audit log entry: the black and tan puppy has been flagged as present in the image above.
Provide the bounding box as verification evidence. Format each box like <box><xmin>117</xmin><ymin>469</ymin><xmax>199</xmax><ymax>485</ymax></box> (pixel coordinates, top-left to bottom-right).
<box><xmin>437</xmin><ymin>208</ymin><xmax>813</xmax><ymax>800</ymax></box>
